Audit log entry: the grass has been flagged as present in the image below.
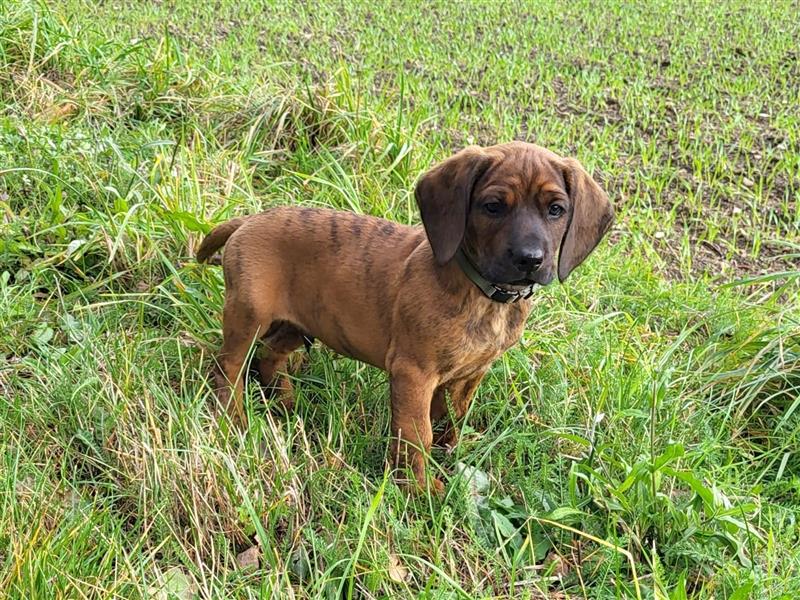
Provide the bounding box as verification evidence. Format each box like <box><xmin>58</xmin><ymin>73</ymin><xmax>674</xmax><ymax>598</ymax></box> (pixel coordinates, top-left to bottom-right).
<box><xmin>1</xmin><ymin>0</ymin><xmax>798</xmax><ymax>597</ymax></box>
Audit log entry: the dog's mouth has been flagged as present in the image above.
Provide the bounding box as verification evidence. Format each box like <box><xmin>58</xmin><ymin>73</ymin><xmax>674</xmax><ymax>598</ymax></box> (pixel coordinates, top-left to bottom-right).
<box><xmin>497</xmin><ymin>270</ymin><xmax>555</xmax><ymax>288</ymax></box>
<box><xmin>478</xmin><ymin>260</ymin><xmax>552</xmax><ymax>289</ymax></box>
<box><xmin>497</xmin><ymin>278</ymin><xmax>537</xmax><ymax>290</ymax></box>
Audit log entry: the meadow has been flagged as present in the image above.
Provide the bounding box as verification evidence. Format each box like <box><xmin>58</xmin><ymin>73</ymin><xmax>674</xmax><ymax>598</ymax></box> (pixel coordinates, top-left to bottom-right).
<box><xmin>1</xmin><ymin>1</ymin><xmax>799</xmax><ymax>598</ymax></box>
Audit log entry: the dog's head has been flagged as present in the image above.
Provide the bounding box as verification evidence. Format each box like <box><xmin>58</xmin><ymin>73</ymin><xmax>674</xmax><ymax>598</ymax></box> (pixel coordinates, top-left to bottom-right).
<box><xmin>415</xmin><ymin>141</ymin><xmax>614</xmax><ymax>286</ymax></box>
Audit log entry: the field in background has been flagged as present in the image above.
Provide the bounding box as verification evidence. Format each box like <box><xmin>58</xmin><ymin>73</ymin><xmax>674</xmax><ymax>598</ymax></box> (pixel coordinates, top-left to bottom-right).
<box><xmin>1</xmin><ymin>1</ymin><xmax>799</xmax><ymax>598</ymax></box>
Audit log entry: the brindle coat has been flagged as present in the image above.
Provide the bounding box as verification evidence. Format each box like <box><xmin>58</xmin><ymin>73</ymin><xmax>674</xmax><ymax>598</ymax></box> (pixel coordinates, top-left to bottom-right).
<box><xmin>197</xmin><ymin>142</ymin><xmax>614</xmax><ymax>493</ymax></box>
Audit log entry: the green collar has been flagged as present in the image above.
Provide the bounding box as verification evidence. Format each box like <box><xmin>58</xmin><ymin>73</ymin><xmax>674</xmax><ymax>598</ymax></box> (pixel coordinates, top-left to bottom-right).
<box><xmin>454</xmin><ymin>249</ymin><xmax>536</xmax><ymax>303</ymax></box>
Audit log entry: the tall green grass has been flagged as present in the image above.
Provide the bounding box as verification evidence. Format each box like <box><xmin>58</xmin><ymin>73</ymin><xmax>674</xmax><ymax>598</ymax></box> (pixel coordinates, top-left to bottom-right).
<box><xmin>1</xmin><ymin>1</ymin><xmax>798</xmax><ymax>598</ymax></box>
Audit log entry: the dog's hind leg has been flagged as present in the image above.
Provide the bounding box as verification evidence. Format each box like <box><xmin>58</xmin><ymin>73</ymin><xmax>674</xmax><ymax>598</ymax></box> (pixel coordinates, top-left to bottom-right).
<box><xmin>257</xmin><ymin>321</ymin><xmax>308</xmax><ymax>411</ymax></box>
<box><xmin>214</xmin><ymin>297</ymin><xmax>271</xmax><ymax>428</ymax></box>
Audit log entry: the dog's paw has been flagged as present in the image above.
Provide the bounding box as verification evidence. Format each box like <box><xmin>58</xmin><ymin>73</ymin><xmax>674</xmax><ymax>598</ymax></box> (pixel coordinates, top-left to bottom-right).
<box><xmin>429</xmin><ymin>477</ymin><xmax>446</xmax><ymax>496</ymax></box>
<box><xmin>394</xmin><ymin>472</ymin><xmax>445</xmax><ymax>497</ymax></box>
<box><xmin>274</xmin><ymin>387</ymin><xmax>295</xmax><ymax>413</ymax></box>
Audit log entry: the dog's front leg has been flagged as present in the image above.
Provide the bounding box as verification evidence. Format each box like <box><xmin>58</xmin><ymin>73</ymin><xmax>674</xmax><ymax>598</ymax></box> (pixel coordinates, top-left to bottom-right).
<box><xmin>388</xmin><ymin>362</ymin><xmax>443</xmax><ymax>495</ymax></box>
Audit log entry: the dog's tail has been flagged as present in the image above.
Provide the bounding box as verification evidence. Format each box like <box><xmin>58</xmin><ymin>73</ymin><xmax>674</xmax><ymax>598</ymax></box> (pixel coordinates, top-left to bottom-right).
<box><xmin>196</xmin><ymin>217</ymin><xmax>245</xmax><ymax>263</ymax></box>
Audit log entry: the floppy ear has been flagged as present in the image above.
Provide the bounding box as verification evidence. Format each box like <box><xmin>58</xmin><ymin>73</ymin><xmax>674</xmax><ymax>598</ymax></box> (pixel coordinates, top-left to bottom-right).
<box><xmin>558</xmin><ymin>158</ymin><xmax>615</xmax><ymax>282</ymax></box>
<box><xmin>415</xmin><ymin>146</ymin><xmax>493</xmax><ymax>265</ymax></box>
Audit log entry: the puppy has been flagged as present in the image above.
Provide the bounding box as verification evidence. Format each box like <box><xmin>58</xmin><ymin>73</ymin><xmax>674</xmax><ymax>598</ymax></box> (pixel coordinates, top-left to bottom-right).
<box><xmin>197</xmin><ymin>142</ymin><xmax>614</xmax><ymax>493</ymax></box>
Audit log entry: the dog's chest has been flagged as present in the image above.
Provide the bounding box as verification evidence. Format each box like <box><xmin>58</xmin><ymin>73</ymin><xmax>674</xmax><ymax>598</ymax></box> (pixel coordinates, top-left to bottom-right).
<box><xmin>439</xmin><ymin>302</ymin><xmax>527</xmax><ymax>378</ymax></box>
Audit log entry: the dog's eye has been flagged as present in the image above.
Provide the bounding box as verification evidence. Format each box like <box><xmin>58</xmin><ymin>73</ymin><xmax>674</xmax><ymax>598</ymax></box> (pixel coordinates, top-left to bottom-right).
<box><xmin>483</xmin><ymin>200</ymin><xmax>504</xmax><ymax>216</ymax></box>
<box><xmin>548</xmin><ymin>204</ymin><xmax>565</xmax><ymax>218</ymax></box>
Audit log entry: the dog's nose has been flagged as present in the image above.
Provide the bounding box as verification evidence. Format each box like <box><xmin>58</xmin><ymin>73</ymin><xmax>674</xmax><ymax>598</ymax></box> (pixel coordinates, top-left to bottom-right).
<box><xmin>513</xmin><ymin>248</ymin><xmax>544</xmax><ymax>272</ymax></box>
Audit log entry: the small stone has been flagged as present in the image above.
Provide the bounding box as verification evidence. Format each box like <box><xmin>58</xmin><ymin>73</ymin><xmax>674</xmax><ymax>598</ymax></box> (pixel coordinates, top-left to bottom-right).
<box><xmin>236</xmin><ymin>545</ymin><xmax>261</xmax><ymax>571</ymax></box>
<box><xmin>742</xmin><ymin>177</ymin><xmax>755</xmax><ymax>187</ymax></box>
<box><xmin>148</xmin><ymin>567</ymin><xmax>196</xmax><ymax>600</ymax></box>
<box><xmin>388</xmin><ymin>554</ymin><xmax>408</xmax><ymax>583</ymax></box>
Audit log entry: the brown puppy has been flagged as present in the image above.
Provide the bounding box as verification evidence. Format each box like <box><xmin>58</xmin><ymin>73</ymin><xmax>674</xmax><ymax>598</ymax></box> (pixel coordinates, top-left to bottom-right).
<box><xmin>197</xmin><ymin>142</ymin><xmax>613</xmax><ymax>493</ymax></box>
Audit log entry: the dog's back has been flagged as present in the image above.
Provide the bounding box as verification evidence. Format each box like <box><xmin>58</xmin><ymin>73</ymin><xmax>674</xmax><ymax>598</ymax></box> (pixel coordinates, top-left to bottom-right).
<box><xmin>201</xmin><ymin>206</ymin><xmax>426</xmax><ymax>367</ymax></box>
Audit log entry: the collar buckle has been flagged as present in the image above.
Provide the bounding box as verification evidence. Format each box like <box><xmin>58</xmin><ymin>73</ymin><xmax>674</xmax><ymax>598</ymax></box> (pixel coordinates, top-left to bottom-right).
<box><xmin>488</xmin><ymin>284</ymin><xmax>535</xmax><ymax>304</ymax></box>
